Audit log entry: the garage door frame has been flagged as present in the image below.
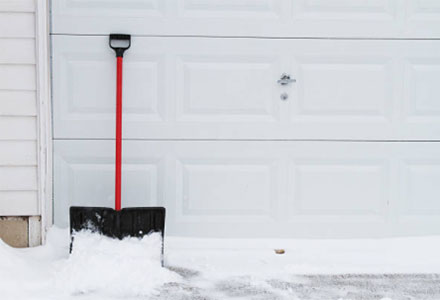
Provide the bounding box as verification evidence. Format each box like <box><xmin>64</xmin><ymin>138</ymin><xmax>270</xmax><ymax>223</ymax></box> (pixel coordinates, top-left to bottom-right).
<box><xmin>36</xmin><ymin>0</ymin><xmax>52</xmax><ymax>244</ymax></box>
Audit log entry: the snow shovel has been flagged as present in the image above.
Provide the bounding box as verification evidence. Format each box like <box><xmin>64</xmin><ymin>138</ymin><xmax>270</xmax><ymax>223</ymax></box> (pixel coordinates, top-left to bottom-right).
<box><xmin>69</xmin><ymin>34</ymin><xmax>166</xmax><ymax>255</ymax></box>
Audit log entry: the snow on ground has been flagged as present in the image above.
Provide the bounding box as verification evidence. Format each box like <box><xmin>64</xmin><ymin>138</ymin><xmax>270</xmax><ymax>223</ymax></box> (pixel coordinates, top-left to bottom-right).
<box><xmin>166</xmin><ymin>235</ymin><xmax>440</xmax><ymax>276</ymax></box>
<box><xmin>1</xmin><ymin>227</ymin><xmax>440</xmax><ymax>300</ymax></box>
<box><xmin>0</xmin><ymin>228</ymin><xmax>179</xmax><ymax>300</ymax></box>
<box><xmin>59</xmin><ymin>231</ymin><xmax>180</xmax><ymax>297</ymax></box>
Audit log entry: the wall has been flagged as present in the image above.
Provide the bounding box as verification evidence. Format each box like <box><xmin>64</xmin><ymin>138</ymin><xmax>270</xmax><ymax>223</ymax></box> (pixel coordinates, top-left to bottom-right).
<box><xmin>0</xmin><ymin>0</ymin><xmax>50</xmax><ymax>247</ymax></box>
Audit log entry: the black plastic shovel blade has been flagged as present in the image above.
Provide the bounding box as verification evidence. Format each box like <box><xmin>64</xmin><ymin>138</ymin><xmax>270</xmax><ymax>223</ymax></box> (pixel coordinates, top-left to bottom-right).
<box><xmin>69</xmin><ymin>206</ymin><xmax>166</xmax><ymax>253</ymax></box>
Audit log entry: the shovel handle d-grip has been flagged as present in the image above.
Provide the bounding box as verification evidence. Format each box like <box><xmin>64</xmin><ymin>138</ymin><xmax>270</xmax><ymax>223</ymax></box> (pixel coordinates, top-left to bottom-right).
<box><xmin>109</xmin><ymin>34</ymin><xmax>131</xmax><ymax>57</ymax></box>
<box><xmin>110</xmin><ymin>34</ymin><xmax>131</xmax><ymax>211</ymax></box>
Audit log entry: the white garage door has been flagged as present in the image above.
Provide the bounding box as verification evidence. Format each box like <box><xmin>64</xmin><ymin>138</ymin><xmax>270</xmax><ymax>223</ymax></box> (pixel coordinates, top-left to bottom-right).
<box><xmin>52</xmin><ymin>1</ymin><xmax>440</xmax><ymax>238</ymax></box>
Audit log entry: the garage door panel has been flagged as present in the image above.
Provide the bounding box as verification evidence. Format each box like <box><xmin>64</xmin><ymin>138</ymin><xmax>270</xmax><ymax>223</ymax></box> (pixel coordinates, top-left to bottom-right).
<box><xmin>288</xmin><ymin>161</ymin><xmax>388</xmax><ymax>221</ymax></box>
<box><xmin>53</xmin><ymin>142</ymin><xmax>164</xmax><ymax>227</ymax></box>
<box><xmin>176</xmin><ymin>57</ymin><xmax>280</xmax><ymax>122</ymax></box>
<box><xmin>175</xmin><ymin>158</ymin><xmax>279</xmax><ymax>223</ymax></box>
<box><xmin>396</xmin><ymin>156</ymin><xmax>440</xmax><ymax>234</ymax></box>
<box><xmin>409</xmin><ymin>0</ymin><xmax>440</xmax><ymax>13</ymax></box>
<box><xmin>401</xmin><ymin>161</ymin><xmax>440</xmax><ymax>215</ymax></box>
<box><xmin>406</xmin><ymin>0</ymin><xmax>440</xmax><ymax>36</ymax></box>
<box><xmin>54</xmin><ymin>140</ymin><xmax>440</xmax><ymax>237</ymax></box>
<box><xmin>292</xmin><ymin>0</ymin><xmax>397</xmax><ymax>20</ymax></box>
<box><xmin>404</xmin><ymin>59</ymin><xmax>440</xmax><ymax>118</ymax></box>
<box><xmin>57</xmin><ymin>0</ymin><xmax>165</xmax><ymax>17</ymax></box>
<box><xmin>53</xmin><ymin>0</ymin><xmax>440</xmax><ymax>37</ymax></box>
<box><xmin>294</xmin><ymin>57</ymin><xmax>393</xmax><ymax>120</ymax></box>
<box><xmin>179</xmin><ymin>0</ymin><xmax>284</xmax><ymax>19</ymax></box>
<box><xmin>53</xmin><ymin>38</ymin><xmax>165</xmax><ymax>138</ymax></box>
<box><xmin>400</xmin><ymin>46</ymin><xmax>440</xmax><ymax>138</ymax></box>
<box><xmin>53</xmin><ymin>37</ymin><xmax>440</xmax><ymax>139</ymax></box>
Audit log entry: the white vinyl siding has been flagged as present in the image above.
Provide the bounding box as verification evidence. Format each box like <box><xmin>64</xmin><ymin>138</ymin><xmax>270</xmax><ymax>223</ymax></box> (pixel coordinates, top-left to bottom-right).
<box><xmin>0</xmin><ymin>0</ymin><xmax>38</xmax><ymax>216</ymax></box>
<box><xmin>0</xmin><ymin>91</ymin><xmax>36</xmax><ymax>116</ymax></box>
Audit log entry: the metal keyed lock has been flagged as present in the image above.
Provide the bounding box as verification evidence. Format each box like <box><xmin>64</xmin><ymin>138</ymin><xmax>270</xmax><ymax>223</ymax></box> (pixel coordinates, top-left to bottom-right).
<box><xmin>277</xmin><ymin>73</ymin><xmax>296</xmax><ymax>86</ymax></box>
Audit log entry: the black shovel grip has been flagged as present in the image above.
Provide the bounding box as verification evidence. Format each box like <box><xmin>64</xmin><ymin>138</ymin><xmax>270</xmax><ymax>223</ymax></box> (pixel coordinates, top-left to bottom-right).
<box><xmin>109</xmin><ymin>34</ymin><xmax>131</xmax><ymax>57</ymax></box>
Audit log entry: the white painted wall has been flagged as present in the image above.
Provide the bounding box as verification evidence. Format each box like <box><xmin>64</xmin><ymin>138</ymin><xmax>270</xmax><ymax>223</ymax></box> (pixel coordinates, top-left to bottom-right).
<box><xmin>0</xmin><ymin>0</ymin><xmax>39</xmax><ymax>216</ymax></box>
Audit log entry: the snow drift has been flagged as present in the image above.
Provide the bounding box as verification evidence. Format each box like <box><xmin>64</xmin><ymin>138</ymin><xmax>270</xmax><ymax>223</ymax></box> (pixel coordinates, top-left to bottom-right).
<box><xmin>0</xmin><ymin>228</ymin><xmax>180</xmax><ymax>300</ymax></box>
<box><xmin>59</xmin><ymin>230</ymin><xmax>180</xmax><ymax>297</ymax></box>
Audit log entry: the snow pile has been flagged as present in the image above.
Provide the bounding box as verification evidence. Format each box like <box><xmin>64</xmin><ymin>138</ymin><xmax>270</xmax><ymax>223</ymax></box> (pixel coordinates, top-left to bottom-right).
<box><xmin>0</xmin><ymin>238</ymin><xmax>24</xmax><ymax>270</ymax></box>
<box><xmin>0</xmin><ymin>229</ymin><xmax>180</xmax><ymax>300</ymax></box>
<box><xmin>0</xmin><ymin>239</ymin><xmax>30</xmax><ymax>295</ymax></box>
<box><xmin>0</xmin><ymin>237</ymin><xmax>53</xmax><ymax>300</ymax></box>
<box><xmin>58</xmin><ymin>230</ymin><xmax>180</xmax><ymax>297</ymax></box>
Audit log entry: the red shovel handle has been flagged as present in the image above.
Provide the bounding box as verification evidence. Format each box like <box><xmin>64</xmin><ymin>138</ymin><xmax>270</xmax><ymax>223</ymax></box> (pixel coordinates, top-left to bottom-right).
<box><xmin>110</xmin><ymin>34</ymin><xmax>131</xmax><ymax>211</ymax></box>
<box><xmin>115</xmin><ymin>56</ymin><xmax>123</xmax><ymax>211</ymax></box>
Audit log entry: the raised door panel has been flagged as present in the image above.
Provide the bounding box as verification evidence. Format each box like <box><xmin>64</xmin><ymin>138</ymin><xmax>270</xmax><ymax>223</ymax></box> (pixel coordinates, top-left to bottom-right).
<box><xmin>402</xmin><ymin>162</ymin><xmax>440</xmax><ymax>215</ymax></box>
<box><xmin>405</xmin><ymin>0</ymin><xmax>440</xmax><ymax>37</ymax></box>
<box><xmin>52</xmin><ymin>0</ymin><xmax>165</xmax><ymax>21</ymax></box>
<box><xmin>169</xmin><ymin>142</ymin><xmax>282</xmax><ymax>238</ymax></box>
<box><xmin>174</xmin><ymin>157</ymin><xmax>280</xmax><ymax>223</ymax></box>
<box><xmin>401</xmin><ymin>42</ymin><xmax>440</xmax><ymax>139</ymax></box>
<box><xmin>53</xmin><ymin>142</ymin><xmax>164</xmax><ymax>228</ymax></box>
<box><xmin>404</xmin><ymin>59</ymin><xmax>440</xmax><ymax>118</ymax></box>
<box><xmin>178</xmin><ymin>0</ymin><xmax>284</xmax><ymax>18</ymax></box>
<box><xmin>293</xmin><ymin>57</ymin><xmax>392</xmax><ymax>119</ymax></box>
<box><xmin>289</xmin><ymin>163</ymin><xmax>387</xmax><ymax>218</ymax></box>
<box><xmin>52</xmin><ymin>36</ymin><xmax>166</xmax><ymax>138</ymax></box>
<box><xmin>394</xmin><ymin>144</ymin><xmax>440</xmax><ymax>236</ymax></box>
<box><xmin>287</xmin><ymin>40</ymin><xmax>397</xmax><ymax>139</ymax></box>
<box><xmin>288</xmin><ymin>40</ymin><xmax>440</xmax><ymax>140</ymax></box>
<box><xmin>284</xmin><ymin>143</ymin><xmax>391</xmax><ymax>237</ymax></box>
<box><xmin>176</xmin><ymin>56</ymin><xmax>280</xmax><ymax>123</ymax></box>
<box><xmin>291</xmin><ymin>0</ymin><xmax>400</xmax><ymax>37</ymax></box>
<box><xmin>292</xmin><ymin>0</ymin><xmax>397</xmax><ymax>18</ymax></box>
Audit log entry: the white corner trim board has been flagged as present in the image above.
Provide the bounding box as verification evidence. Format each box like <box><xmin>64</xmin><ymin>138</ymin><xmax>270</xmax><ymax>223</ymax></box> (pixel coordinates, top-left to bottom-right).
<box><xmin>36</xmin><ymin>0</ymin><xmax>52</xmax><ymax>244</ymax></box>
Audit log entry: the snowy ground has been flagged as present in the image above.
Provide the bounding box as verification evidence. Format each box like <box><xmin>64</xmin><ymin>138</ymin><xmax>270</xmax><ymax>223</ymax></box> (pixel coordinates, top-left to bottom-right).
<box><xmin>2</xmin><ymin>228</ymin><xmax>440</xmax><ymax>300</ymax></box>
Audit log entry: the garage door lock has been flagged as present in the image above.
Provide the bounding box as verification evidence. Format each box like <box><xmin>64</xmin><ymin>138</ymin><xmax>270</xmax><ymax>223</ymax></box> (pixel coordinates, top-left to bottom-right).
<box><xmin>277</xmin><ymin>73</ymin><xmax>296</xmax><ymax>86</ymax></box>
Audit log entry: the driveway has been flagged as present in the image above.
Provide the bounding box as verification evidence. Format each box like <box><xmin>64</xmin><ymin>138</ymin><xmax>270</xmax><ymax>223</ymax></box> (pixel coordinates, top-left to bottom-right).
<box><xmin>155</xmin><ymin>269</ymin><xmax>440</xmax><ymax>300</ymax></box>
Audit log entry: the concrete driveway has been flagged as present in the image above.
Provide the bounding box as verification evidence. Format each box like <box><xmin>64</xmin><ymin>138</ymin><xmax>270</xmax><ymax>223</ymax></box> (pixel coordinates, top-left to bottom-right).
<box><xmin>153</xmin><ymin>269</ymin><xmax>440</xmax><ymax>300</ymax></box>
